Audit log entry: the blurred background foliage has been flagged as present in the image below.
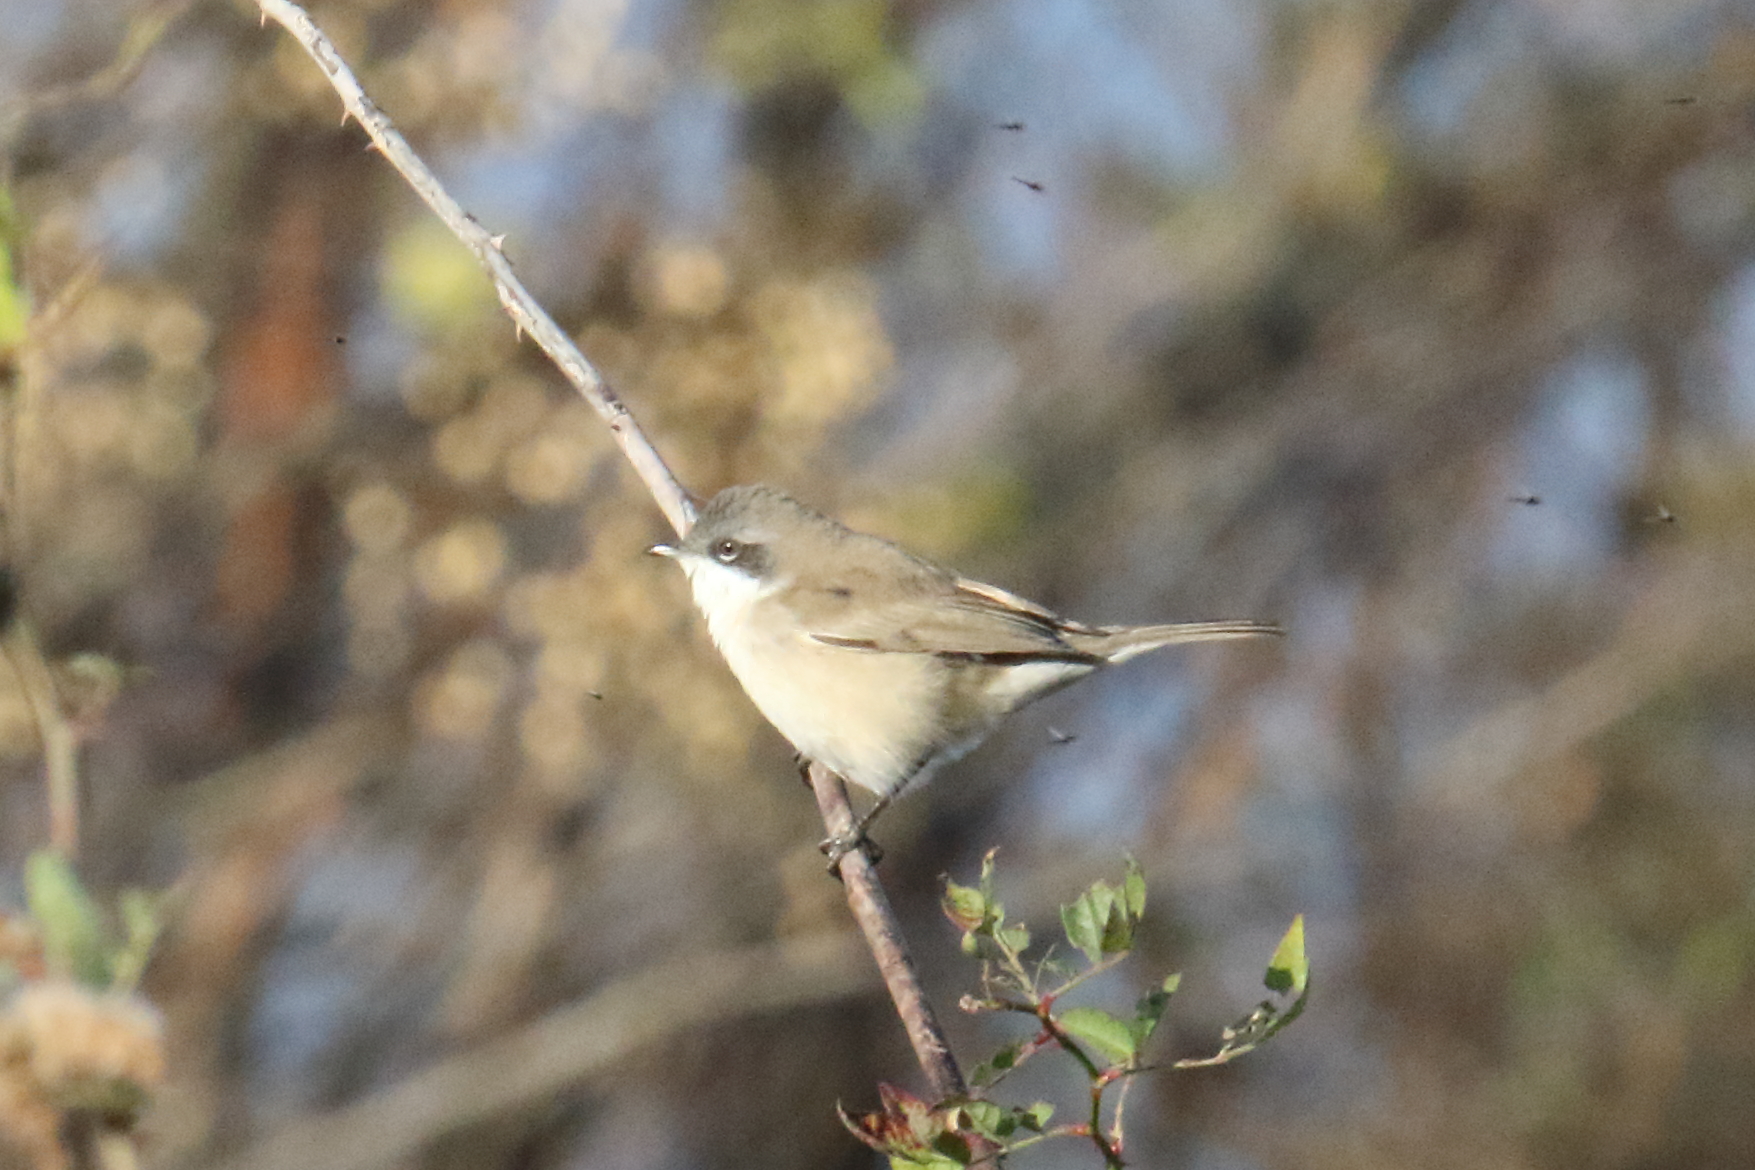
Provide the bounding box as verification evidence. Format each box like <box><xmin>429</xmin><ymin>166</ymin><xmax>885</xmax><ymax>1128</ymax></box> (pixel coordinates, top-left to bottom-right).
<box><xmin>1</xmin><ymin>0</ymin><xmax>1754</xmax><ymax>1167</ymax></box>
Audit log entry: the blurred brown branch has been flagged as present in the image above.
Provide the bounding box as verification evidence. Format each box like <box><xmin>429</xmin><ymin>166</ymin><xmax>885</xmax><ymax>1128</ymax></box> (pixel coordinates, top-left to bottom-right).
<box><xmin>204</xmin><ymin>931</ymin><xmax>872</xmax><ymax>1170</ymax></box>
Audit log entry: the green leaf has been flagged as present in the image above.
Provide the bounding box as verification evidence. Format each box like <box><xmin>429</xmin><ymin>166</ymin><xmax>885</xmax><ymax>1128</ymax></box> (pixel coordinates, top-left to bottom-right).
<box><xmin>891</xmin><ymin>1149</ymin><xmax>966</xmax><ymax>1169</ymax></box>
<box><xmin>1264</xmin><ymin>915</ymin><xmax>1309</xmax><ymax>997</ymax></box>
<box><xmin>952</xmin><ymin>1099</ymin><xmax>1005</xmax><ymax>1139</ymax></box>
<box><xmin>1099</xmin><ymin>891</ymin><xmax>1134</xmax><ymax>955</ymax></box>
<box><xmin>0</xmin><ymin>246</ymin><xmax>26</xmax><ymax>354</ymax></box>
<box><xmin>25</xmin><ymin>851</ymin><xmax>111</xmax><ymax>987</ymax></box>
<box><xmin>1272</xmin><ymin>979</ymin><xmax>1311</xmax><ymax>1037</ymax></box>
<box><xmin>970</xmin><ymin>1041</ymin><xmax>1022</xmax><ymax>1089</ymax></box>
<box><xmin>0</xmin><ymin>186</ymin><xmax>26</xmax><ymax>355</ymax></box>
<box><xmin>1061</xmin><ymin>883</ymin><xmax>1126</xmax><ymax>964</ymax></box>
<box><xmin>1061</xmin><ymin>864</ymin><xmax>1146</xmax><ymax>965</ymax></box>
<box><xmin>1130</xmin><ymin>975</ymin><xmax>1180</xmax><ymax>1050</ymax></box>
<box><xmin>942</xmin><ymin>878</ymin><xmax>988</xmax><ymax>934</ymax></box>
<box><xmin>948</xmin><ymin>852</ymin><xmax>1024</xmax><ymax>961</ymax></box>
<box><xmin>928</xmin><ymin>1132</ymin><xmax>974</xmax><ymax>1166</ymax></box>
<box><xmin>1122</xmin><ymin>856</ymin><xmax>1147</xmax><ymax>920</ymax></box>
<box><xmin>977</xmin><ymin>848</ymin><xmax>998</xmax><ymax>893</ymax></box>
<box><xmin>1058</xmin><ymin>1006</ymin><xmax>1137</xmax><ymax>1066</ymax></box>
<box><xmin>1060</xmin><ymin>893</ymin><xmax>1102</xmax><ymax>965</ymax></box>
<box><xmin>951</xmin><ymin>1099</ymin><xmax>1051</xmax><ymax>1142</ymax></box>
<box><xmin>946</xmin><ymin>851</ymin><xmax>1012</xmax><ymax>943</ymax></box>
<box><xmin>110</xmin><ymin>889</ymin><xmax>165</xmax><ymax>993</ymax></box>
<box><xmin>1175</xmin><ymin>917</ymin><xmax>1313</xmax><ymax>1069</ymax></box>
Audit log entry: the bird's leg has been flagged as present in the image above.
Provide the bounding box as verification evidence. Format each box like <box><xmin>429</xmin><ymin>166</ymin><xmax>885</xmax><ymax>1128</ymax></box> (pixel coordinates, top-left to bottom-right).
<box><xmin>794</xmin><ymin>752</ymin><xmax>814</xmax><ymax>787</ymax></box>
<box><xmin>821</xmin><ymin>791</ymin><xmax>892</xmax><ymax>873</ymax></box>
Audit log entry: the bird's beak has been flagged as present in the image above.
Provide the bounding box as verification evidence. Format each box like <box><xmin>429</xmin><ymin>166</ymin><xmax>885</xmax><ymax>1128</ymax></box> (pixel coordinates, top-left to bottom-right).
<box><xmin>648</xmin><ymin>543</ymin><xmax>677</xmax><ymax>558</ymax></box>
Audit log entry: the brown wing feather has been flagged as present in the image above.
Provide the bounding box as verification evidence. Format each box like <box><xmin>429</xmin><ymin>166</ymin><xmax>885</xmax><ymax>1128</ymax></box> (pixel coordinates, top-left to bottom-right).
<box><xmin>792</xmin><ymin>571</ymin><xmax>1094</xmax><ymax>660</ymax></box>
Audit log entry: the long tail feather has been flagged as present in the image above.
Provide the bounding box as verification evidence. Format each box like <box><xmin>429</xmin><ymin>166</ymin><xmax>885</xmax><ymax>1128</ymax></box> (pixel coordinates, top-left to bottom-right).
<box><xmin>1078</xmin><ymin>619</ymin><xmax>1283</xmax><ymax>664</ymax></box>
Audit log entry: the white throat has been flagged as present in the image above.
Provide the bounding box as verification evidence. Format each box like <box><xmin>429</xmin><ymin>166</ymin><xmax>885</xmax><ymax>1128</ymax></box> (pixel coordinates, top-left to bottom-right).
<box><xmin>680</xmin><ymin>557</ymin><xmax>780</xmax><ymax>652</ymax></box>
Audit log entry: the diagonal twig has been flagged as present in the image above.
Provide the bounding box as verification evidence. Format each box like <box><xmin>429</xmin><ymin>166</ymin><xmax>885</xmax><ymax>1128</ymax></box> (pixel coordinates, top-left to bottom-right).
<box><xmin>810</xmin><ymin>765</ymin><xmax>966</xmax><ymax>1099</ymax></box>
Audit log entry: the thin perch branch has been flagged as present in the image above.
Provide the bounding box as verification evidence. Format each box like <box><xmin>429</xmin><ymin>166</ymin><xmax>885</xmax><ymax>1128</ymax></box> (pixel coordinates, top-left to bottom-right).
<box><xmin>811</xmin><ymin>764</ymin><xmax>968</xmax><ymax>1100</ymax></box>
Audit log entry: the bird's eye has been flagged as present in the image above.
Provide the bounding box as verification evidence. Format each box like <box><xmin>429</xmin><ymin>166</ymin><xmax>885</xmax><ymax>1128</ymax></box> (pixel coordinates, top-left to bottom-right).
<box><xmin>712</xmin><ymin>538</ymin><xmax>742</xmax><ymax>563</ymax></box>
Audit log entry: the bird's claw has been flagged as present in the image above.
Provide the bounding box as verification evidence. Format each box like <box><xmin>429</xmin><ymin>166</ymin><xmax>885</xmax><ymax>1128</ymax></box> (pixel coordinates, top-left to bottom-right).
<box><xmin>819</xmin><ymin>829</ymin><xmax>883</xmax><ymax>875</ymax></box>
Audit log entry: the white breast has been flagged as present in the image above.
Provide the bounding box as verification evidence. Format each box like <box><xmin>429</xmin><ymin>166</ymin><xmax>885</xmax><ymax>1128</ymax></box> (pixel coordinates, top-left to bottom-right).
<box><xmin>682</xmin><ymin>559</ymin><xmax>943</xmax><ymax>797</ymax></box>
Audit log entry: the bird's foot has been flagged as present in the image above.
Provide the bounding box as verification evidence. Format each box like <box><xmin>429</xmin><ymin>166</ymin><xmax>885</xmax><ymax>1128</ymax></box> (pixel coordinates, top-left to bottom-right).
<box><xmin>820</xmin><ymin>828</ymin><xmax>883</xmax><ymax>876</ymax></box>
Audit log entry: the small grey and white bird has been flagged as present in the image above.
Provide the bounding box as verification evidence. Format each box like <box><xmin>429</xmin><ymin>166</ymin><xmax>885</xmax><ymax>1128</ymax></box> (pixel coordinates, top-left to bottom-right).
<box><xmin>652</xmin><ymin>485</ymin><xmax>1281</xmax><ymax>864</ymax></box>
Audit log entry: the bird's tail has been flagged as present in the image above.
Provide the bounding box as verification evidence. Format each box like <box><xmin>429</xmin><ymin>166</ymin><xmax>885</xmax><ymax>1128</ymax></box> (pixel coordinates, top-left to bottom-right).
<box><xmin>1071</xmin><ymin>619</ymin><xmax>1283</xmax><ymax>664</ymax></box>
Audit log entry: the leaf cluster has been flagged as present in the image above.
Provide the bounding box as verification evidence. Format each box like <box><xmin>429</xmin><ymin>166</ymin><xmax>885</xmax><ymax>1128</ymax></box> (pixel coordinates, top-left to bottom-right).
<box><xmin>0</xmin><ymin>851</ymin><xmax>165</xmax><ymax>995</ymax></box>
<box><xmin>846</xmin><ymin>851</ymin><xmax>1310</xmax><ymax>1168</ymax></box>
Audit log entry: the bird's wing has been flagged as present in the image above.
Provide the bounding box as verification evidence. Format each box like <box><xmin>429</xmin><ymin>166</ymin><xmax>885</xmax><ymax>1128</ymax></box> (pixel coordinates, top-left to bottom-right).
<box><xmin>798</xmin><ymin>577</ymin><xmax>1096</xmax><ymax>661</ymax></box>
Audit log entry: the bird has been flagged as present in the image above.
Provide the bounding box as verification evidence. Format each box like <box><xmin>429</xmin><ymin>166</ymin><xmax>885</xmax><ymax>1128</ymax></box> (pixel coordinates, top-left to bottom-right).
<box><xmin>652</xmin><ymin>485</ymin><xmax>1281</xmax><ymax>865</ymax></box>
